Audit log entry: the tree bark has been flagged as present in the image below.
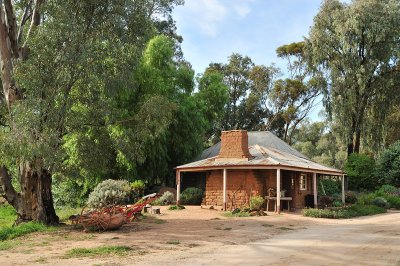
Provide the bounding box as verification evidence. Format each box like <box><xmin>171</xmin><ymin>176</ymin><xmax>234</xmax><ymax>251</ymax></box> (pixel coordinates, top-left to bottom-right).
<box><xmin>0</xmin><ymin>164</ymin><xmax>59</xmax><ymax>225</ymax></box>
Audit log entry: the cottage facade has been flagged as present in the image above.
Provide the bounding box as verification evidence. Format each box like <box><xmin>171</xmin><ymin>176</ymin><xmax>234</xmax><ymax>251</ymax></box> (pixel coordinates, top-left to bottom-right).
<box><xmin>175</xmin><ymin>130</ymin><xmax>344</xmax><ymax>212</ymax></box>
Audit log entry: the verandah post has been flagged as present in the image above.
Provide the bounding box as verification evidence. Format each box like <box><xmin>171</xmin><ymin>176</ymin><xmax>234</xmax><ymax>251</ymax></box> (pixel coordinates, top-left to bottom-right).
<box><xmin>341</xmin><ymin>174</ymin><xmax>345</xmax><ymax>204</ymax></box>
<box><xmin>223</xmin><ymin>168</ymin><xmax>227</xmax><ymax>211</ymax></box>
<box><xmin>313</xmin><ymin>172</ymin><xmax>318</xmax><ymax>208</ymax></box>
<box><xmin>176</xmin><ymin>170</ymin><xmax>181</xmax><ymax>205</ymax></box>
<box><xmin>277</xmin><ymin>168</ymin><xmax>281</xmax><ymax>214</ymax></box>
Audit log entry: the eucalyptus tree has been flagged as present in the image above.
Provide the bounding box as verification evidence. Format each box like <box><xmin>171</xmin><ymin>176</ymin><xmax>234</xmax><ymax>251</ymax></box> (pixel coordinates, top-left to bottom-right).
<box><xmin>0</xmin><ymin>0</ymin><xmax>183</xmax><ymax>224</ymax></box>
<box><xmin>268</xmin><ymin>42</ymin><xmax>323</xmax><ymax>144</ymax></box>
<box><xmin>307</xmin><ymin>0</ymin><xmax>400</xmax><ymax>155</ymax></box>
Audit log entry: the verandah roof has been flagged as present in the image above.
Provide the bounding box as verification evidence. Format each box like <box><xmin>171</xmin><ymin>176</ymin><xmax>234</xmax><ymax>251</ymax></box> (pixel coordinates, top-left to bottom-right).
<box><xmin>176</xmin><ymin>132</ymin><xmax>343</xmax><ymax>175</ymax></box>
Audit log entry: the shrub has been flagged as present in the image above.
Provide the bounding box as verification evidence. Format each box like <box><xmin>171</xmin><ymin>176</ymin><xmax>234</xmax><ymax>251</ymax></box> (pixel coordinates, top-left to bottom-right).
<box><xmin>332</xmin><ymin>201</ymin><xmax>343</xmax><ymax>207</ymax></box>
<box><xmin>180</xmin><ymin>187</ymin><xmax>203</xmax><ymax>205</ymax></box>
<box><xmin>152</xmin><ymin>191</ymin><xmax>175</xmax><ymax>206</ymax></box>
<box><xmin>250</xmin><ymin>195</ymin><xmax>264</xmax><ymax>210</ymax></box>
<box><xmin>377</xmin><ymin>184</ymin><xmax>398</xmax><ymax>196</ymax></box>
<box><xmin>376</xmin><ymin>140</ymin><xmax>400</xmax><ymax>187</ymax></box>
<box><xmin>87</xmin><ymin>179</ymin><xmax>131</xmax><ymax>208</ymax></box>
<box><xmin>131</xmin><ymin>180</ymin><xmax>146</xmax><ymax>196</ymax></box>
<box><xmin>344</xmin><ymin>153</ymin><xmax>378</xmax><ymax>191</ymax></box>
<box><xmin>386</xmin><ymin>196</ymin><xmax>400</xmax><ymax>209</ymax></box>
<box><xmin>357</xmin><ymin>193</ymin><xmax>375</xmax><ymax>205</ymax></box>
<box><xmin>371</xmin><ymin>197</ymin><xmax>389</xmax><ymax>209</ymax></box>
<box><xmin>303</xmin><ymin>204</ymin><xmax>386</xmax><ymax>219</ymax></box>
<box><xmin>318</xmin><ymin>178</ymin><xmax>341</xmax><ymax>196</ymax></box>
<box><xmin>319</xmin><ymin>195</ymin><xmax>333</xmax><ymax>208</ymax></box>
<box><xmin>168</xmin><ymin>205</ymin><xmax>185</xmax><ymax>210</ymax></box>
<box><xmin>345</xmin><ymin>191</ymin><xmax>358</xmax><ymax>204</ymax></box>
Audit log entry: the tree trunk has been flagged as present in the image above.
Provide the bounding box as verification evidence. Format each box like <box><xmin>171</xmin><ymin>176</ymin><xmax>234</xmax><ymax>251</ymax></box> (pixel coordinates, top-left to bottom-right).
<box><xmin>354</xmin><ymin>128</ymin><xmax>361</xmax><ymax>154</ymax></box>
<box><xmin>0</xmin><ymin>164</ymin><xmax>59</xmax><ymax>225</ymax></box>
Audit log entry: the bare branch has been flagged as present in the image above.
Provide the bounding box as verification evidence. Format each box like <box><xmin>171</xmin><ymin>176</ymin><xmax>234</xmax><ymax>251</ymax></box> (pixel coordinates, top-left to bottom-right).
<box><xmin>23</xmin><ymin>0</ymin><xmax>43</xmax><ymax>48</ymax></box>
<box><xmin>17</xmin><ymin>0</ymin><xmax>33</xmax><ymax>44</ymax></box>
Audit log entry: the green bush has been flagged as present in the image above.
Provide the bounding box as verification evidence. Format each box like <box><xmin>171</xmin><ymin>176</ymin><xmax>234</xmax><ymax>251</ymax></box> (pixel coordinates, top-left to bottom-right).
<box><xmin>318</xmin><ymin>178</ymin><xmax>341</xmax><ymax>196</ymax></box>
<box><xmin>386</xmin><ymin>195</ymin><xmax>400</xmax><ymax>209</ymax></box>
<box><xmin>345</xmin><ymin>153</ymin><xmax>378</xmax><ymax>191</ymax></box>
<box><xmin>345</xmin><ymin>191</ymin><xmax>358</xmax><ymax>204</ymax></box>
<box><xmin>168</xmin><ymin>205</ymin><xmax>185</xmax><ymax>210</ymax></box>
<box><xmin>180</xmin><ymin>187</ymin><xmax>203</xmax><ymax>205</ymax></box>
<box><xmin>377</xmin><ymin>184</ymin><xmax>398</xmax><ymax>195</ymax></box>
<box><xmin>357</xmin><ymin>193</ymin><xmax>375</xmax><ymax>205</ymax></box>
<box><xmin>319</xmin><ymin>195</ymin><xmax>333</xmax><ymax>208</ymax></box>
<box><xmin>303</xmin><ymin>204</ymin><xmax>386</xmax><ymax>219</ymax></box>
<box><xmin>332</xmin><ymin>201</ymin><xmax>343</xmax><ymax>207</ymax></box>
<box><xmin>152</xmin><ymin>191</ymin><xmax>175</xmax><ymax>206</ymax></box>
<box><xmin>131</xmin><ymin>180</ymin><xmax>146</xmax><ymax>196</ymax></box>
<box><xmin>371</xmin><ymin>197</ymin><xmax>389</xmax><ymax>209</ymax></box>
<box><xmin>87</xmin><ymin>179</ymin><xmax>131</xmax><ymax>208</ymax></box>
<box><xmin>250</xmin><ymin>195</ymin><xmax>264</xmax><ymax>210</ymax></box>
<box><xmin>376</xmin><ymin>140</ymin><xmax>400</xmax><ymax>187</ymax></box>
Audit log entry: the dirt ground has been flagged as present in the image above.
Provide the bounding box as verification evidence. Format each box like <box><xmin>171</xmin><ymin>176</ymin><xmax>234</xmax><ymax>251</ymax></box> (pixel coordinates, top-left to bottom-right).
<box><xmin>1</xmin><ymin>207</ymin><xmax>399</xmax><ymax>266</ymax></box>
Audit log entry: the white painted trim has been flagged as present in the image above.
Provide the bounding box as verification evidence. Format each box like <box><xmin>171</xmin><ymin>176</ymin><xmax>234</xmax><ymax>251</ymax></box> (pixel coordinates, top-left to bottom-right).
<box><xmin>313</xmin><ymin>172</ymin><xmax>318</xmax><ymax>208</ymax></box>
<box><xmin>342</xmin><ymin>174</ymin><xmax>345</xmax><ymax>204</ymax></box>
<box><xmin>176</xmin><ymin>171</ymin><xmax>181</xmax><ymax>204</ymax></box>
<box><xmin>223</xmin><ymin>169</ymin><xmax>227</xmax><ymax>211</ymax></box>
<box><xmin>277</xmin><ymin>169</ymin><xmax>281</xmax><ymax>214</ymax></box>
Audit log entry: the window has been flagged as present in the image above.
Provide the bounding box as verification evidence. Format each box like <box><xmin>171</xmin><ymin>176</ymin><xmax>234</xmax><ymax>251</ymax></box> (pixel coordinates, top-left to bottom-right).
<box><xmin>300</xmin><ymin>174</ymin><xmax>307</xmax><ymax>190</ymax></box>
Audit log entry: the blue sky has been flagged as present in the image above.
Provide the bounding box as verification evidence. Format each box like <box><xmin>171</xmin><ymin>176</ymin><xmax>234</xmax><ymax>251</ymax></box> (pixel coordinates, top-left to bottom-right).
<box><xmin>173</xmin><ymin>0</ymin><xmax>325</xmax><ymax>121</ymax></box>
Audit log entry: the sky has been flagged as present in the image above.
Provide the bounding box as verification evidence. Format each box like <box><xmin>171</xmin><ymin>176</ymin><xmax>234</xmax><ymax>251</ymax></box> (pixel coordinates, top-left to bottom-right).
<box><xmin>172</xmin><ymin>0</ymin><xmax>325</xmax><ymax>121</ymax></box>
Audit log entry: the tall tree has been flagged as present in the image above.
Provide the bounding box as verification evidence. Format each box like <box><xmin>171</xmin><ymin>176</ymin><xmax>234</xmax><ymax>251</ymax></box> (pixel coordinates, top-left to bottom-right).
<box><xmin>0</xmin><ymin>0</ymin><xmax>183</xmax><ymax>224</ymax></box>
<box><xmin>269</xmin><ymin>42</ymin><xmax>323</xmax><ymax>144</ymax></box>
<box><xmin>307</xmin><ymin>0</ymin><xmax>400</xmax><ymax>155</ymax></box>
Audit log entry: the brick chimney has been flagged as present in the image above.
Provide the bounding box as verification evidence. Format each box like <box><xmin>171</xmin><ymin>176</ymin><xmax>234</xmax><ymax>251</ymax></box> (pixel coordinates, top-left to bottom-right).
<box><xmin>216</xmin><ymin>130</ymin><xmax>252</xmax><ymax>161</ymax></box>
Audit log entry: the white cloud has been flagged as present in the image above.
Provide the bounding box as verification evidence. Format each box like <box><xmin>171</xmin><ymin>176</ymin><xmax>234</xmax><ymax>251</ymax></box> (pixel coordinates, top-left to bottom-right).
<box><xmin>233</xmin><ymin>0</ymin><xmax>255</xmax><ymax>18</ymax></box>
<box><xmin>182</xmin><ymin>0</ymin><xmax>228</xmax><ymax>37</ymax></box>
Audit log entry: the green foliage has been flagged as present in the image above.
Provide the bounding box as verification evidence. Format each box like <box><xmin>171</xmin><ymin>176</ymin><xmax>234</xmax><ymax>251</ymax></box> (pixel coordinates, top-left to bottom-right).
<box><xmin>168</xmin><ymin>205</ymin><xmax>185</xmax><ymax>210</ymax></box>
<box><xmin>87</xmin><ymin>179</ymin><xmax>131</xmax><ymax>208</ymax></box>
<box><xmin>318</xmin><ymin>178</ymin><xmax>341</xmax><ymax>196</ymax></box>
<box><xmin>152</xmin><ymin>191</ymin><xmax>175</xmax><ymax>206</ymax></box>
<box><xmin>345</xmin><ymin>154</ymin><xmax>378</xmax><ymax>191</ymax></box>
<box><xmin>303</xmin><ymin>205</ymin><xmax>386</xmax><ymax>219</ymax></box>
<box><xmin>307</xmin><ymin>0</ymin><xmax>400</xmax><ymax>153</ymax></box>
<box><xmin>345</xmin><ymin>191</ymin><xmax>358</xmax><ymax>204</ymax></box>
<box><xmin>376</xmin><ymin>141</ymin><xmax>400</xmax><ymax>187</ymax></box>
<box><xmin>371</xmin><ymin>197</ymin><xmax>389</xmax><ymax>209</ymax></box>
<box><xmin>357</xmin><ymin>185</ymin><xmax>400</xmax><ymax>210</ymax></box>
<box><xmin>250</xmin><ymin>195</ymin><xmax>264</xmax><ymax>211</ymax></box>
<box><xmin>0</xmin><ymin>205</ymin><xmax>16</xmax><ymax>228</ymax></box>
<box><xmin>65</xmin><ymin>245</ymin><xmax>132</xmax><ymax>258</ymax></box>
<box><xmin>332</xmin><ymin>201</ymin><xmax>343</xmax><ymax>207</ymax></box>
<box><xmin>180</xmin><ymin>187</ymin><xmax>204</xmax><ymax>205</ymax></box>
<box><xmin>319</xmin><ymin>196</ymin><xmax>333</xmax><ymax>208</ymax></box>
<box><xmin>131</xmin><ymin>180</ymin><xmax>146</xmax><ymax>197</ymax></box>
<box><xmin>0</xmin><ymin>222</ymin><xmax>51</xmax><ymax>241</ymax></box>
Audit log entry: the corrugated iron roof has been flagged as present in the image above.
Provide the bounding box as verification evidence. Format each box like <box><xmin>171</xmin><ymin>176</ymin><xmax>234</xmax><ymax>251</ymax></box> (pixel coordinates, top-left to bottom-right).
<box><xmin>178</xmin><ymin>131</ymin><xmax>342</xmax><ymax>175</ymax></box>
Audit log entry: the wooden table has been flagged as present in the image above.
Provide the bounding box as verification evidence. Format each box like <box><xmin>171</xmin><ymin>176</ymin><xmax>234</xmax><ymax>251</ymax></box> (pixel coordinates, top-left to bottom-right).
<box><xmin>266</xmin><ymin>196</ymin><xmax>292</xmax><ymax>212</ymax></box>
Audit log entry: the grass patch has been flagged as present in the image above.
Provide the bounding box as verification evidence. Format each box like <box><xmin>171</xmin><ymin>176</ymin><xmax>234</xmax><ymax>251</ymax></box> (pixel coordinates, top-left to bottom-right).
<box><xmin>303</xmin><ymin>204</ymin><xmax>386</xmax><ymax>219</ymax></box>
<box><xmin>64</xmin><ymin>245</ymin><xmax>132</xmax><ymax>258</ymax></box>
<box><xmin>168</xmin><ymin>205</ymin><xmax>185</xmax><ymax>210</ymax></box>
<box><xmin>55</xmin><ymin>206</ymin><xmax>82</xmax><ymax>222</ymax></box>
<box><xmin>166</xmin><ymin>240</ymin><xmax>180</xmax><ymax>245</ymax></box>
<box><xmin>0</xmin><ymin>222</ymin><xmax>53</xmax><ymax>241</ymax></box>
<box><xmin>0</xmin><ymin>239</ymin><xmax>20</xmax><ymax>250</ymax></box>
<box><xmin>223</xmin><ymin>227</ymin><xmax>232</xmax><ymax>230</ymax></box>
<box><xmin>222</xmin><ymin>211</ymin><xmax>250</xmax><ymax>218</ymax></box>
<box><xmin>0</xmin><ymin>204</ymin><xmax>17</xmax><ymax>228</ymax></box>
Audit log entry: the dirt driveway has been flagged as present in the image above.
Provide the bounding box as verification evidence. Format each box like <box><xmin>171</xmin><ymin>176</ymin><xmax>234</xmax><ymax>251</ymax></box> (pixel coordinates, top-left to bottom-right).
<box><xmin>1</xmin><ymin>207</ymin><xmax>399</xmax><ymax>265</ymax></box>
